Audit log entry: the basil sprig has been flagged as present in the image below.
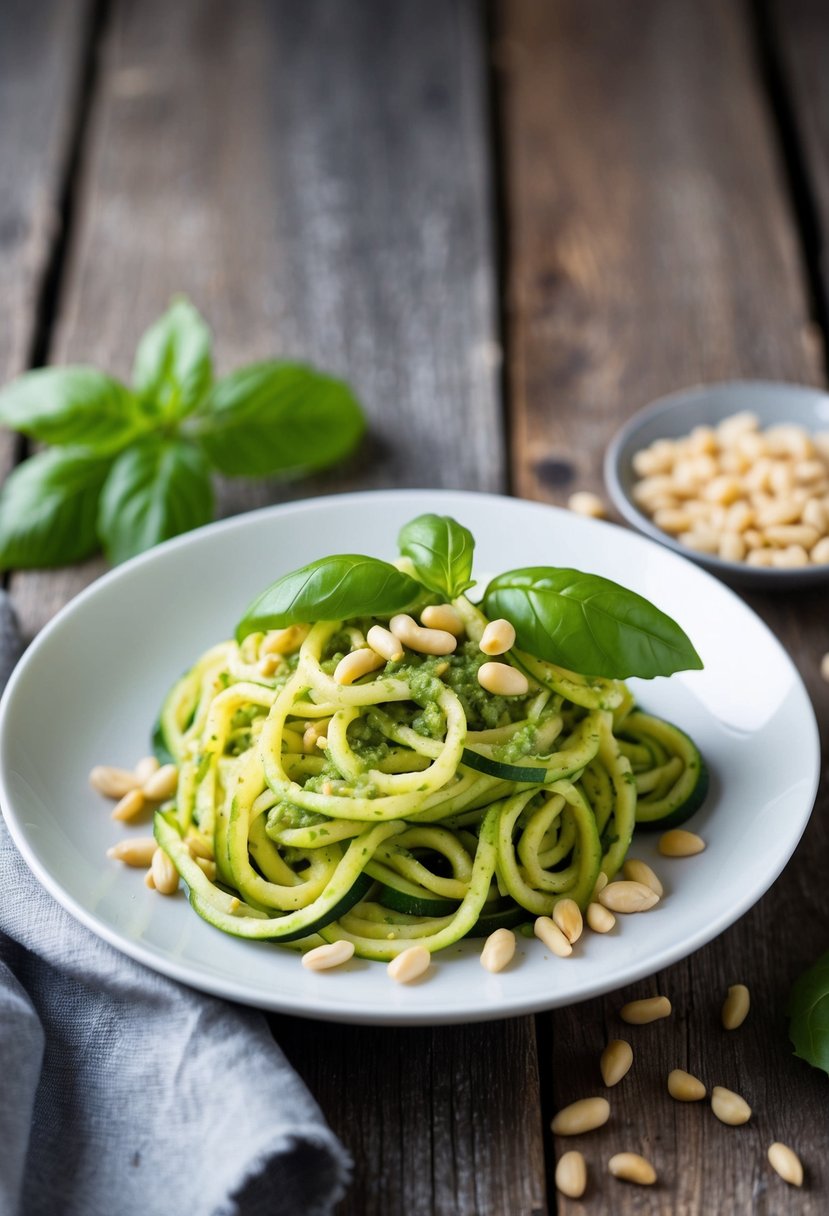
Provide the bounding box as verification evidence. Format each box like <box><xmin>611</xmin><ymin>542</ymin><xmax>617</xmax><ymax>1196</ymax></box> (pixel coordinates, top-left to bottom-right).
<box><xmin>483</xmin><ymin>566</ymin><xmax>702</xmax><ymax>679</ymax></box>
<box><xmin>0</xmin><ymin>297</ymin><xmax>365</xmax><ymax>567</ymax></box>
<box><xmin>236</xmin><ymin>555</ymin><xmax>422</xmax><ymax>642</ymax></box>
<box><xmin>788</xmin><ymin>951</ymin><xmax>829</xmax><ymax>1077</ymax></box>
<box><xmin>398</xmin><ymin>513</ymin><xmax>475</xmax><ymax>601</ymax></box>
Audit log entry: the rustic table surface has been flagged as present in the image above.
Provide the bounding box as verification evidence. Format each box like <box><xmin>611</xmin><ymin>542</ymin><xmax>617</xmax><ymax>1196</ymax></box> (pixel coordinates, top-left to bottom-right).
<box><xmin>3</xmin><ymin>1</ymin><xmax>828</xmax><ymax>1211</ymax></box>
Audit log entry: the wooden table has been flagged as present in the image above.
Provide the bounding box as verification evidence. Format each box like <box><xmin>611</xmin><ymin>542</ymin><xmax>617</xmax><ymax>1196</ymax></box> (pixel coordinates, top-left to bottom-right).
<box><xmin>3</xmin><ymin>1</ymin><xmax>828</xmax><ymax>1211</ymax></box>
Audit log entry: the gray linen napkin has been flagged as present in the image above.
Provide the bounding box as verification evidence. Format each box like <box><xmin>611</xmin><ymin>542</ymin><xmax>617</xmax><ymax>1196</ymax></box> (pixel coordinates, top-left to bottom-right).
<box><xmin>0</xmin><ymin>594</ymin><xmax>350</xmax><ymax>1216</ymax></box>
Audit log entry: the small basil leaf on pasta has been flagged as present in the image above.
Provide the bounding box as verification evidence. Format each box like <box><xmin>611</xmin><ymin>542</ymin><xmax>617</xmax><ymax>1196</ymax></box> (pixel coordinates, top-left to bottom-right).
<box><xmin>0</xmin><ymin>447</ymin><xmax>111</xmax><ymax>568</ymax></box>
<box><xmin>132</xmin><ymin>296</ymin><xmax>213</xmax><ymax>419</ymax></box>
<box><xmin>0</xmin><ymin>367</ymin><xmax>142</xmax><ymax>453</ymax></box>
<box><xmin>788</xmin><ymin>951</ymin><xmax>829</xmax><ymax>1078</ymax></box>
<box><xmin>398</xmin><ymin>513</ymin><xmax>475</xmax><ymax>600</ymax></box>
<box><xmin>483</xmin><ymin>567</ymin><xmax>702</xmax><ymax>679</ymax></box>
<box><xmin>190</xmin><ymin>362</ymin><xmax>364</xmax><ymax>477</ymax></box>
<box><xmin>98</xmin><ymin>436</ymin><xmax>214</xmax><ymax>565</ymax></box>
<box><xmin>236</xmin><ymin>556</ymin><xmax>422</xmax><ymax>641</ymax></box>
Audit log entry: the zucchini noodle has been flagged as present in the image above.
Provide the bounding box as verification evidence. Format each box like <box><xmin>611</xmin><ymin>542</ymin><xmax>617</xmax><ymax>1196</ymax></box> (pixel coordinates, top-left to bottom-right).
<box><xmin>152</xmin><ymin>593</ymin><xmax>707</xmax><ymax>962</ymax></box>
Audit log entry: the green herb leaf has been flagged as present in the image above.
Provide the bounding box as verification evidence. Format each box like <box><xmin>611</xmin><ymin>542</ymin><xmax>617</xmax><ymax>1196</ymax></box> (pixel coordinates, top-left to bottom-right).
<box><xmin>788</xmin><ymin>951</ymin><xmax>829</xmax><ymax>1077</ymax></box>
<box><xmin>236</xmin><ymin>555</ymin><xmax>422</xmax><ymax>642</ymax></box>
<box><xmin>98</xmin><ymin>436</ymin><xmax>214</xmax><ymax>564</ymax></box>
<box><xmin>398</xmin><ymin>514</ymin><xmax>475</xmax><ymax>600</ymax></box>
<box><xmin>132</xmin><ymin>297</ymin><xmax>213</xmax><ymax>418</ymax></box>
<box><xmin>190</xmin><ymin>362</ymin><xmax>364</xmax><ymax>477</ymax></box>
<box><xmin>0</xmin><ymin>447</ymin><xmax>111</xmax><ymax>568</ymax></box>
<box><xmin>483</xmin><ymin>567</ymin><xmax>703</xmax><ymax>679</ymax></box>
<box><xmin>0</xmin><ymin>367</ymin><xmax>142</xmax><ymax>452</ymax></box>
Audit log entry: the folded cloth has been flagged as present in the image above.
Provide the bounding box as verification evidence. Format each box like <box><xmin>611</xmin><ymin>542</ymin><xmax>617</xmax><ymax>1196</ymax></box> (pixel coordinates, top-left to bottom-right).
<box><xmin>0</xmin><ymin>593</ymin><xmax>350</xmax><ymax>1216</ymax></box>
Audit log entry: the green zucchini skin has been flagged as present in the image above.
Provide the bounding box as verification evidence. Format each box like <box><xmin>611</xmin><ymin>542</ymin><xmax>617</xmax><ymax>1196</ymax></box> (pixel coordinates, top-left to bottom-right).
<box><xmin>368</xmin><ymin>862</ymin><xmax>460</xmax><ymax>918</ymax></box>
<box><xmin>465</xmin><ymin>900</ymin><xmax>526</xmax><ymax>938</ymax></box>
<box><xmin>460</xmin><ymin>748</ymin><xmax>550</xmax><ymax>784</ymax></box>
<box><xmin>622</xmin><ymin>712</ymin><xmax>709</xmax><ymax>830</ymax></box>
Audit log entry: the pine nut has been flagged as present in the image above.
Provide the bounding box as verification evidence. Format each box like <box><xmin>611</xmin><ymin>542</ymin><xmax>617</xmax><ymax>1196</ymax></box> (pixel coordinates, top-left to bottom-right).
<box><xmin>106</xmin><ymin>837</ymin><xmax>157</xmax><ymax>867</ymax></box>
<box><xmin>333</xmin><ymin>648</ymin><xmax>385</xmax><ymax>685</ymax></box>
<box><xmin>567</xmin><ymin>490</ymin><xmax>606</xmax><ymax>519</ymax></box>
<box><xmin>366</xmin><ymin>624</ymin><xmax>404</xmax><ymax>662</ymax></box>
<box><xmin>600</xmin><ymin>1039</ymin><xmax>633</xmax><ymax>1087</ymax></box>
<box><xmin>111</xmin><ymin>788</ymin><xmax>146</xmax><ymax>823</ymax></box>
<box><xmin>652</xmin><ymin>507</ymin><xmax>693</xmax><ymax>534</ymax></box>
<box><xmin>302</xmin><ymin>719</ymin><xmax>331</xmax><ymax>752</ymax></box>
<box><xmin>721</xmin><ymin>983</ymin><xmax>750</xmax><ymax>1030</ymax></box>
<box><xmin>587</xmin><ymin>902</ymin><xmax>615</xmax><ymax>933</ymax></box>
<box><xmin>552</xmin><ymin>898</ymin><xmax>583</xmax><ymax>944</ymax></box>
<box><xmin>678</xmin><ymin>529</ymin><xmax>720</xmax><ymax>555</ymax></box>
<box><xmin>479</xmin><ymin>618</ymin><xmax>517</xmax><ymax>656</ymax></box>
<box><xmin>719</xmin><ymin>532</ymin><xmax>746</xmax><ymax>562</ymax></box>
<box><xmin>420</xmin><ymin>604</ymin><xmax>465</xmax><ymax>636</ymax></box>
<box><xmin>598</xmin><ymin>881</ymin><xmax>659</xmax><ymax>913</ymax></box>
<box><xmin>302</xmin><ymin>940</ymin><xmax>356</xmax><ymax>971</ymax></box>
<box><xmin>659</xmin><ymin>828</ymin><xmax>705</xmax><ymax>857</ymax></box>
<box><xmin>551</xmin><ymin>1097</ymin><xmax>610</xmax><ymax>1136</ymax></box>
<box><xmin>534</xmin><ymin>915</ymin><xmax>573</xmax><ymax>957</ymax></box>
<box><xmin>622</xmin><ymin>858</ymin><xmax>663</xmax><ymax>897</ymax></box>
<box><xmin>764</xmin><ymin>523</ymin><xmax>820</xmax><ymax>549</ymax></box>
<box><xmin>144</xmin><ymin>868</ymin><xmax>155</xmax><ymax>889</ymax></box>
<box><xmin>133</xmin><ymin>755</ymin><xmax>160</xmax><ymax>784</ymax></box>
<box><xmin>194</xmin><ymin>856</ymin><xmax>217</xmax><ymax>880</ymax></box>
<box><xmin>477</xmin><ymin>662</ymin><xmax>529</xmax><ymax>697</ymax></box>
<box><xmin>258</xmin><ymin>654</ymin><xmax>281</xmax><ymax>677</ymax></box>
<box><xmin>711</xmin><ymin>1085</ymin><xmax>751</xmax><ymax>1126</ymax></box>
<box><xmin>90</xmin><ymin>765</ymin><xmax>140</xmax><ymax>799</ymax></box>
<box><xmin>608</xmin><ymin>1153</ymin><xmax>656</xmax><ymax>1186</ymax></box>
<box><xmin>389</xmin><ymin>614</ymin><xmax>457</xmax><ymax>656</ymax></box>
<box><xmin>811</xmin><ymin>537</ymin><xmax>829</xmax><ymax>564</ymax></box>
<box><xmin>151</xmin><ymin>847</ymin><xmax>179</xmax><ymax>896</ymax></box>
<box><xmin>620</xmin><ymin>995</ymin><xmax>672</xmax><ymax>1025</ymax></box>
<box><xmin>142</xmin><ymin>763</ymin><xmax>178</xmax><ymax>802</ymax></box>
<box><xmin>768</xmin><ymin>1142</ymin><xmax>803</xmax><ymax>1187</ymax></box>
<box><xmin>803</xmin><ymin>498</ymin><xmax>829</xmax><ymax>532</ymax></box>
<box><xmin>186</xmin><ymin>833</ymin><xmax>214</xmax><ymax>860</ymax></box>
<box><xmin>555</xmin><ymin>1151</ymin><xmax>587</xmax><ymax>1198</ymax></box>
<box><xmin>668</xmin><ymin>1068</ymin><xmax>706</xmax><ymax>1101</ymax></box>
<box><xmin>770</xmin><ymin>544</ymin><xmax>810</xmax><ymax>569</ymax></box>
<box><xmin>388</xmin><ymin>944</ymin><xmax>431</xmax><ymax>983</ymax></box>
<box><xmin>592</xmin><ymin>871</ymin><xmax>608</xmax><ymax>897</ymax></box>
<box><xmin>480</xmin><ymin>927</ymin><xmax>516</xmax><ymax>973</ymax></box>
<box><xmin>261</xmin><ymin>625</ymin><xmax>309</xmax><ymax>655</ymax></box>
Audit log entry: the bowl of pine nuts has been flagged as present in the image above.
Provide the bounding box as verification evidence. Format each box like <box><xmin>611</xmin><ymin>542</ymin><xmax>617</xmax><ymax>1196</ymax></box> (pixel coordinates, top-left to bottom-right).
<box><xmin>604</xmin><ymin>380</ymin><xmax>829</xmax><ymax>587</ymax></box>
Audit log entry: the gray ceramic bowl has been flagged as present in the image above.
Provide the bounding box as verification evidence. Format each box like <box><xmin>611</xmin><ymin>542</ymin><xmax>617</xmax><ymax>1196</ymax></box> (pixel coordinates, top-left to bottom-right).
<box><xmin>604</xmin><ymin>380</ymin><xmax>829</xmax><ymax>589</ymax></box>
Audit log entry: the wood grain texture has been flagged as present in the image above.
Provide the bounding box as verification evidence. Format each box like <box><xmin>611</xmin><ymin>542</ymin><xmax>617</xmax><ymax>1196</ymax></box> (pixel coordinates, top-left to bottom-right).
<box><xmin>7</xmin><ymin>3</ymin><xmax>547</xmax><ymax>1214</ymax></box>
<box><xmin>0</xmin><ymin>0</ymin><xmax>93</xmax><ymax>476</ymax></box>
<box><xmin>499</xmin><ymin>1</ymin><xmax>829</xmax><ymax>1212</ymax></box>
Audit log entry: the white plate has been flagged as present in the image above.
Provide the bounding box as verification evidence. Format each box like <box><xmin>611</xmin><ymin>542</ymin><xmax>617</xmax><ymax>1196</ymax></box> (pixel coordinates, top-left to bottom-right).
<box><xmin>0</xmin><ymin>490</ymin><xmax>819</xmax><ymax>1025</ymax></box>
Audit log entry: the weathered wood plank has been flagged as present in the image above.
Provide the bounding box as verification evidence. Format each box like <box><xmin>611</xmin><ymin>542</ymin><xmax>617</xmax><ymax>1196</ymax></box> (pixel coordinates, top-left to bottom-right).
<box><xmin>8</xmin><ymin>3</ymin><xmax>546</xmax><ymax>1214</ymax></box>
<box><xmin>499</xmin><ymin>1</ymin><xmax>828</xmax><ymax>1212</ymax></box>
<box><xmin>0</xmin><ymin>0</ymin><xmax>93</xmax><ymax>474</ymax></box>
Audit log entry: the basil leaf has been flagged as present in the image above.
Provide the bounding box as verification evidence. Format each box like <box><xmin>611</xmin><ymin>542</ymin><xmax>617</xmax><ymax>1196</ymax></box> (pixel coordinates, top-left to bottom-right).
<box><xmin>132</xmin><ymin>297</ymin><xmax>213</xmax><ymax>418</ymax></box>
<box><xmin>236</xmin><ymin>555</ymin><xmax>422</xmax><ymax>642</ymax></box>
<box><xmin>398</xmin><ymin>514</ymin><xmax>475</xmax><ymax>600</ymax></box>
<box><xmin>98</xmin><ymin>436</ymin><xmax>214</xmax><ymax>564</ymax></box>
<box><xmin>483</xmin><ymin>567</ymin><xmax>703</xmax><ymax>679</ymax></box>
<box><xmin>190</xmin><ymin>362</ymin><xmax>364</xmax><ymax>477</ymax></box>
<box><xmin>788</xmin><ymin>951</ymin><xmax>829</xmax><ymax>1077</ymax></box>
<box><xmin>0</xmin><ymin>447</ymin><xmax>111</xmax><ymax>568</ymax></box>
<box><xmin>0</xmin><ymin>367</ymin><xmax>142</xmax><ymax>452</ymax></box>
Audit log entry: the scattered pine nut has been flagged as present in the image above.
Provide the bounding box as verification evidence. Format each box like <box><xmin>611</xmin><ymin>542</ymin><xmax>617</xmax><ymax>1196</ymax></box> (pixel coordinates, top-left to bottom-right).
<box><xmin>608</xmin><ymin>1152</ymin><xmax>657</xmax><ymax>1186</ymax></box>
<box><xmin>620</xmin><ymin>995</ymin><xmax>672</xmax><ymax>1025</ymax></box>
<box><xmin>668</xmin><ymin>1069</ymin><xmax>706</xmax><ymax>1101</ymax></box>
<box><xmin>622</xmin><ymin>858</ymin><xmax>663</xmax><ymax>898</ymax></box>
<box><xmin>659</xmin><ymin>828</ymin><xmax>706</xmax><ymax>857</ymax></box>
<box><xmin>553</xmin><ymin>898</ymin><xmax>583</xmax><ymax>944</ymax></box>
<box><xmin>587</xmin><ymin>902</ymin><xmax>615</xmax><ymax>933</ymax></box>
<box><xmin>333</xmin><ymin>648</ymin><xmax>385</xmax><ymax>686</ymax></box>
<box><xmin>144</xmin><ymin>868</ymin><xmax>155</xmax><ymax>889</ymax></box>
<box><xmin>366</xmin><ymin>624</ymin><xmax>404</xmax><ymax>662</ymax></box>
<box><xmin>90</xmin><ymin>765</ymin><xmax>140</xmax><ymax>799</ymax></box>
<box><xmin>185</xmin><ymin>833</ymin><xmax>214</xmax><ymax>861</ymax></box>
<box><xmin>151</xmin><ymin>847</ymin><xmax>179</xmax><ymax>896</ymax></box>
<box><xmin>721</xmin><ymin>983</ymin><xmax>751</xmax><ymax>1030</ymax></box>
<box><xmin>420</xmin><ymin>604</ymin><xmax>465</xmax><ymax>637</ymax></box>
<box><xmin>133</xmin><ymin>755</ymin><xmax>160</xmax><ymax>784</ymax></box>
<box><xmin>711</xmin><ymin>1085</ymin><xmax>751</xmax><ymax>1126</ymax></box>
<box><xmin>600</xmin><ymin>1039</ymin><xmax>633</xmax><ymax>1087</ymax></box>
<box><xmin>111</xmin><ymin>788</ymin><xmax>145</xmax><ymax>823</ymax></box>
<box><xmin>480</xmin><ymin>928</ymin><xmax>516</xmax><ymax>973</ymax></box>
<box><xmin>598</xmin><ymin>881</ymin><xmax>659</xmax><ymax>914</ymax></box>
<box><xmin>551</xmin><ymin>1097</ymin><xmax>610</xmax><ymax>1136</ymax></box>
<box><xmin>258</xmin><ymin>654</ymin><xmax>281</xmax><ymax>678</ymax></box>
<box><xmin>568</xmin><ymin>490</ymin><xmax>606</xmax><ymax>519</ymax></box>
<box><xmin>592</xmin><ymin>871</ymin><xmax>609</xmax><ymax>898</ymax></box>
<box><xmin>261</xmin><ymin>625</ymin><xmax>309</xmax><ymax>655</ymax></box>
<box><xmin>142</xmin><ymin>763</ymin><xmax>178</xmax><ymax>802</ymax></box>
<box><xmin>106</xmin><ymin>837</ymin><xmax>157</xmax><ymax>867</ymax></box>
<box><xmin>477</xmin><ymin>662</ymin><xmax>529</xmax><ymax>697</ymax></box>
<box><xmin>389</xmin><ymin>614</ymin><xmax>457</xmax><ymax>656</ymax></box>
<box><xmin>388</xmin><ymin>944</ymin><xmax>431</xmax><ymax>983</ymax></box>
<box><xmin>534</xmin><ymin>916</ymin><xmax>573</xmax><ymax>957</ymax></box>
<box><xmin>768</xmin><ymin>1142</ymin><xmax>803</xmax><ymax>1187</ymax></box>
<box><xmin>555</xmin><ymin>1151</ymin><xmax>587</xmax><ymax>1199</ymax></box>
<box><xmin>194</xmin><ymin>856</ymin><xmax>217</xmax><ymax>880</ymax></box>
<box><xmin>479</xmin><ymin>618</ymin><xmax>517</xmax><ymax>656</ymax></box>
<box><xmin>302</xmin><ymin>941</ymin><xmax>356</xmax><ymax>971</ymax></box>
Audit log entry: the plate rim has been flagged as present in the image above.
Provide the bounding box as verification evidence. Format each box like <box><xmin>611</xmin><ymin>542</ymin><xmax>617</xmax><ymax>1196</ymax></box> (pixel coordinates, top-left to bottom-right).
<box><xmin>0</xmin><ymin>487</ymin><xmax>821</xmax><ymax>1024</ymax></box>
